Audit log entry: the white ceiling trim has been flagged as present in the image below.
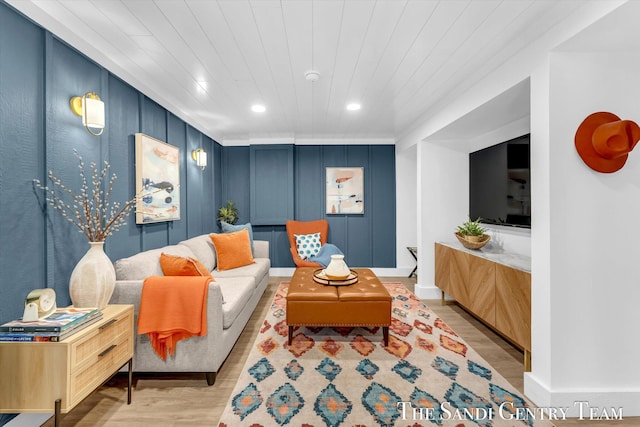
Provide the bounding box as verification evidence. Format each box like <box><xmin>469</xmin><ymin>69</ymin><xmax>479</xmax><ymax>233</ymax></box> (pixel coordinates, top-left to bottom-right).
<box><xmin>221</xmin><ymin>137</ymin><xmax>395</xmax><ymax>147</ymax></box>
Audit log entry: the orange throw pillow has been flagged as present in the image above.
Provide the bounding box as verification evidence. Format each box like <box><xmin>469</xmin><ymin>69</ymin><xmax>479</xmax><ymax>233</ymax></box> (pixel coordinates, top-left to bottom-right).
<box><xmin>160</xmin><ymin>253</ymin><xmax>213</xmax><ymax>278</ymax></box>
<box><xmin>209</xmin><ymin>229</ymin><xmax>255</xmax><ymax>271</ymax></box>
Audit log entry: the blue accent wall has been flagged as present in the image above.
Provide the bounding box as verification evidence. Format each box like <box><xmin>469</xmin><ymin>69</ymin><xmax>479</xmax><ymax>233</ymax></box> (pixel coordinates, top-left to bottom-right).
<box><xmin>0</xmin><ymin>1</ymin><xmax>47</xmax><ymax>337</ymax></box>
<box><xmin>234</xmin><ymin>144</ymin><xmax>396</xmax><ymax>268</ymax></box>
<box><xmin>0</xmin><ymin>2</ymin><xmax>396</xmax><ymax>326</ymax></box>
<box><xmin>0</xmin><ymin>2</ymin><xmax>222</xmax><ymax>327</ymax></box>
<box><xmin>250</xmin><ymin>145</ymin><xmax>295</xmax><ymax>225</ymax></box>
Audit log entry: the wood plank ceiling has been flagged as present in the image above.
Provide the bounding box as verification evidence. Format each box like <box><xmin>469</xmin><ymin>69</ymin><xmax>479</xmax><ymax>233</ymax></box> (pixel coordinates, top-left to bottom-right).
<box><xmin>7</xmin><ymin>0</ymin><xmax>585</xmax><ymax>143</ymax></box>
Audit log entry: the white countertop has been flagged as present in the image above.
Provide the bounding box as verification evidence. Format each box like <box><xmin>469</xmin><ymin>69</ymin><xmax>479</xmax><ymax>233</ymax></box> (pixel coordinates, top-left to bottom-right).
<box><xmin>438</xmin><ymin>241</ymin><xmax>531</xmax><ymax>272</ymax></box>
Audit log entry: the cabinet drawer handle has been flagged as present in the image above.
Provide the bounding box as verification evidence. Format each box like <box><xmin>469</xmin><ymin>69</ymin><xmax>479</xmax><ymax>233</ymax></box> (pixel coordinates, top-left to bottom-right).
<box><xmin>99</xmin><ymin>319</ymin><xmax>117</xmax><ymax>330</ymax></box>
<box><xmin>98</xmin><ymin>344</ymin><xmax>117</xmax><ymax>357</ymax></box>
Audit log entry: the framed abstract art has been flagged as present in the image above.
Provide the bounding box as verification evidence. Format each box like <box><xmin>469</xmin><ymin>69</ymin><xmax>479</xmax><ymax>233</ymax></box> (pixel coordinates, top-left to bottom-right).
<box><xmin>135</xmin><ymin>133</ymin><xmax>180</xmax><ymax>224</ymax></box>
<box><xmin>326</xmin><ymin>167</ymin><xmax>364</xmax><ymax>214</ymax></box>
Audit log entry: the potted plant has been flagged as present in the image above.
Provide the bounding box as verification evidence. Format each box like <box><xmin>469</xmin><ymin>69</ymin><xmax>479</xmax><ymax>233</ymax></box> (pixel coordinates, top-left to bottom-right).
<box><xmin>455</xmin><ymin>217</ymin><xmax>490</xmax><ymax>249</ymax></box>
<box><xmin>217</xmin><ymin>200</ymin><xmax>239</xmax><ymax>225</ymax></box>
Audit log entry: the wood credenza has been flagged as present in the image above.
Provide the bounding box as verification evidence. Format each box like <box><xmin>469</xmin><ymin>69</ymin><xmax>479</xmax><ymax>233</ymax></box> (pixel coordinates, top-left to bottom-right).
<box><xmin>434</xmin><ymin>242</ymin><xmax>531</xmax><ymax>370</ymax></box>
<box><xmin>0</xmin><ymin>304</ymin><xmax>134</xmax><ymax>426</ymax></box>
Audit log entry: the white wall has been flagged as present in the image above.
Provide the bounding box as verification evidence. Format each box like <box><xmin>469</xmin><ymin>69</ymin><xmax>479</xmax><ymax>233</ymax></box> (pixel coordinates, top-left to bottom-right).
<box><xmin>395</xmin><ymin>144</ymin><xmax>418</xmax><ymax>276</ymax></box>
<box><xmin>397</xmin><ymin>0</ymin><xmax>640</xmax><ymax>417</ymax></box>
<box><xmin>482</xmin><ymin>224</ymin><xmax>531</xmax><ymax>257</ymax></box>
<box><xmin>526</xmin><ymin>56</ymin><xmax>553</xmax><ymax>405</ymax></box>
<box><xmin>525</xmin><ymin>50</ymin><xmax>640</xmax><ymax>416</ymax></box>
<box><xmin>414</xmin><ymin>141</ymin><xmax>468</xmax><ymax>299</ymax></box>
<box><xmin>412</xmin><ymin>117</ymin><xmax>534</xmax><ymax>301</ymax></box>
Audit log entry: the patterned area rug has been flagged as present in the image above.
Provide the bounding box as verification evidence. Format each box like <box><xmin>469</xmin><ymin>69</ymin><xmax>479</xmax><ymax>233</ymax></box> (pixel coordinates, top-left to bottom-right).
<box><xmin>217</xmin><ymin>283</ymin><xmax>551</xmax><ymax>427</ymax></box>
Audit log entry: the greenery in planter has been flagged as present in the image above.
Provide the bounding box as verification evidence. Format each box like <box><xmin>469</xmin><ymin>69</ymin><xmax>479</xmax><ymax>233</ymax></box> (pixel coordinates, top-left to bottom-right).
<box><xmin>457</xmin><ymin>217</ymin><xmax>487</xmax><ymax>236</ymax></box>
<box><xmin>217</xmin><ymin>200</ymin><xmax>239</xmax><ymax>225</ymax></box>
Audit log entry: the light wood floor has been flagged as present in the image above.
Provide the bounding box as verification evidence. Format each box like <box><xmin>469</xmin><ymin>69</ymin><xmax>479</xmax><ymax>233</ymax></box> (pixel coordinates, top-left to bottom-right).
<box><xmin>42</xmin><ymin>276</ymin><xmax>637</xmax><ymax>426</ymax></box>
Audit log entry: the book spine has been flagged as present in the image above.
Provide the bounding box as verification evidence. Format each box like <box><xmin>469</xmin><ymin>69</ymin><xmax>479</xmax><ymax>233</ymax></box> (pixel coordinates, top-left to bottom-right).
<box><xmin>0</xmin><ymin>334</ymin><xmax>60</xmax><ymax>342</ymax></box>
<box><xmin>0</xmin><ymin>326</ymin><xmax>60</xmax><ymax>333</ymax></box>
<box><xmin>0</xmin><ymin>325</ymin><xmax>62</xmax><ymax>333</ymax></box>
<box><xmin>0</xmin><ymin>310</ymin><xmax>99</xmax><ymax>333</ymax></box>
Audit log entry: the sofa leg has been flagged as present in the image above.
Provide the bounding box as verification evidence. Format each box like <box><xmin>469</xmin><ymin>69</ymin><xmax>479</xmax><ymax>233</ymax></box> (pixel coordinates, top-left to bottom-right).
<box><xmin>206</xmin><ymin>372</ymin><xmax>216</xmax><ymax>386</ymax></box>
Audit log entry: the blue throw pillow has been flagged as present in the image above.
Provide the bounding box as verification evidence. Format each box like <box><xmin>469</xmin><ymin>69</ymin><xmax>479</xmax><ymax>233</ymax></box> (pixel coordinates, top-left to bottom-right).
<box><xmin>221</xmin><ymin>221</ymin><xmax>254</xmax><ymax>255</ymax></box>
<box><xmin>308</xmin><ymin>243</ymin><xmax>344</xmax><ymax>268</ymax></box>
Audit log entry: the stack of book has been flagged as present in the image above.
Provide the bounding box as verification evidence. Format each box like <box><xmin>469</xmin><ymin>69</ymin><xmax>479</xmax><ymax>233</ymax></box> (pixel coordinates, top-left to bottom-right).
<box><xmin>0</xmin><ymin>307</ymin><xmax>103</xmax><ymax>342</ymax></box>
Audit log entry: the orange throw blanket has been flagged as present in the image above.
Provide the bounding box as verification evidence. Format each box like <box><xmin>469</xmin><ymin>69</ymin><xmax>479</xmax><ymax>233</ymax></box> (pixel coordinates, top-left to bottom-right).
<box><xmin>137</xmin><ymin>276</ymin><xmax>210</xmax><ymax>360</ymax></box>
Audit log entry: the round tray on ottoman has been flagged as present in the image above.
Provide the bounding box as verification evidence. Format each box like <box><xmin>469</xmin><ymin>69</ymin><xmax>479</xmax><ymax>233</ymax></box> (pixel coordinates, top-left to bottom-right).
<box><xmin>312</xmin><ymin>269</ymin><xmax>359</xmax><ymax>286</ymax></box>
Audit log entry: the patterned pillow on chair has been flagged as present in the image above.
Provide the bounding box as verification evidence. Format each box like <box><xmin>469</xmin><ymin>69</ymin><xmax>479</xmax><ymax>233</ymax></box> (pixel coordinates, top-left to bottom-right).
<box><xmin>294</xmin><ymin>232</ymin><xmax>322</xmax><ymax>260</ymax></box>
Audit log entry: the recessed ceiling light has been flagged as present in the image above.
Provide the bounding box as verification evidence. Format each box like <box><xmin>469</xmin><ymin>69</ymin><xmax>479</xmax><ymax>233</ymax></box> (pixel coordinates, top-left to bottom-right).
<box><xmin>196</xmin><ymin>81</ymin><xmax>208</xmax><ymax>93</ymax></box>
<box><xmin>251</xmin><ymin>104</ymin><xmax>266</xmax><ymax>113</ymax></box>
<box><xmin>346</xmin><ymin>103</ymin><xmax>361</xmax><ymax>111</ymax></box>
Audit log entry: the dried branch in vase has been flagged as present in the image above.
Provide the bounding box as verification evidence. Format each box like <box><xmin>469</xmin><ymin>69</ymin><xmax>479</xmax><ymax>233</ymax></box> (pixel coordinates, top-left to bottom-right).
<box><xmin>33</xmin><ymin>151</ymin><xmax>137</xmax><ymax>242</ymax></box>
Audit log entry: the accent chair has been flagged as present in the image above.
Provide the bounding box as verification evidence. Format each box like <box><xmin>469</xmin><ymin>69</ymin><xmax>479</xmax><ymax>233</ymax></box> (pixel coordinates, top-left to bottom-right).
<box><xmin>285</xmin><ymin>219</ymin><xmax>329</xmax><ymax>268</ymax></box>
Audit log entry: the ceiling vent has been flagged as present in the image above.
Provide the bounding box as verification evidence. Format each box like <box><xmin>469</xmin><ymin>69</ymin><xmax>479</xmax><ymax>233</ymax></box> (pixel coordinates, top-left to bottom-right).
<box><xmin>304</xmin><ymin>70</ymin><xmax>320</xmax><ymax>82</ymax></box>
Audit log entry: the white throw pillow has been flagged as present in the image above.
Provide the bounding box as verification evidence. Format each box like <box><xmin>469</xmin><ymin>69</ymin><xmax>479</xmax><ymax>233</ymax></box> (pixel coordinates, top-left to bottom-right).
<box><xmin>294</xmin><ymin>232</ymin><xmax>322</xmax><ymax>260</ymax></box>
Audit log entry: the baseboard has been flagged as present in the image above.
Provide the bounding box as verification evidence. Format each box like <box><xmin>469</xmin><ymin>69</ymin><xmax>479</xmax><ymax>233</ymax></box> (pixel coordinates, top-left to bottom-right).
<box><xmin>5</xmin><ymin>413</ymin><xmax>51</xmax><ymax>427</ymax></box>
<box><xmin>269</xmin><ymin>267</ymin><xmax>413</xmax><ymax>278</ymax></box>
<box><xmin>369</xmin><ymin>267</ymin><xmax>413</xmax><ymax>277</ymax></box>
<box><xmin>525</xmin><ymin>373</ymin><xmax>640</xmax><ymax>417</ymax></box>
<box><xmin>270</xmin><ymin>268</ymin><xmax>295</xmax><ymax>277</ymax></box>
<box><xmin>523</xmin><ymin>372</ymin><xmax>552</xmax><ymax>408</ymax></box>
<box><xmin>413</xmin><ymin>283</ymin><xmax>442</xmax><ymax>300</ymax></box>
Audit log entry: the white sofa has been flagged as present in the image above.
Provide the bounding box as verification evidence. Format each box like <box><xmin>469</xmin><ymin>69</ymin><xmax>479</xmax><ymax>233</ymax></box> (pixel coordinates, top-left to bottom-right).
<box><xmin>109</xmin><ymin>233</ymin><xmax>270</xmax><ymax>385</ymax></box>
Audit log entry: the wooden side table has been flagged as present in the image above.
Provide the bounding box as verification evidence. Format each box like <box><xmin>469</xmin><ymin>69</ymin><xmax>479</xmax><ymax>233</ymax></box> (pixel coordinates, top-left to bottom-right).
<box><xmin>0</xmin><ymin>304</ymin><xmax>134</xmax><ymax>426</ymax></box>
<box><xmin>407</xmin><ymin>246</ymin><xmax>418</xmax><ymax>278</ymax></box>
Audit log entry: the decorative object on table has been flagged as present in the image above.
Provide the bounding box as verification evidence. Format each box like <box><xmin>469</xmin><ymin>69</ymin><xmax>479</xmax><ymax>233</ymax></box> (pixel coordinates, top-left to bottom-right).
<box><xmin>326</xmin><ymin>167</ymin><xmax>364</xmax><ymax>214</ymax></box>
<box><xmin>455</xmin><ymin>217</ymin><xmax>490</xmax><ymax>250</ymax></box>
<box><xmin>217</xmin><ymin>282</ymin><xmax>548</xmax><ymax>427</ymax></box>
<box><xmin>307</xmin><ymin>243</ymin><xmax>343</xmax><ymax>268</ymax></box>
<box><xmin>217</xmin><ymin>200</ymin><xmax>239</xmax><ymax>225</ymax></box>
<box><xmin>324</xmin><ymin>254</ymin><xmax>351</xmax><ymax>280</ymax></box>
<box><xmin>312</xmin><ymin>268</ymin><xmax>358</xmax><ymax>286</ymax></box>
<box><xmin>22</xmin><ymin>288</ymin><xmax>57</xmax><ymax>321</ymax></box>
<box><xmin>135</xmin><ymin>133</ymin><xmax>180</xmax><ymax>224</ymax></box>
<box><xmin>33</xmin><ymin>151</ymin><xmax>137</xmax><ymax>309</ymax></box>
<box><xmin>69</xmin><ymin>241</ymin><xmax>117</xmax><ymax>308</ymax></box>
<box><xmin>575</xmin><ymin>111</ymin><xmax>640</xmax><ymax>173</ymax></box>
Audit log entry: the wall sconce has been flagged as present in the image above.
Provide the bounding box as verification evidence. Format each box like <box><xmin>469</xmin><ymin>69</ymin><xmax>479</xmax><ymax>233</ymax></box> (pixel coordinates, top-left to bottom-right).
<box><xmin>191</xmin><ymin>148</ymin><xmax>207</xmax><ymax>171</ymax></box>
<box><xmin>69</xmin><ymin>92</ymin><xmax>105</xmax><ymax>136</ymax></box>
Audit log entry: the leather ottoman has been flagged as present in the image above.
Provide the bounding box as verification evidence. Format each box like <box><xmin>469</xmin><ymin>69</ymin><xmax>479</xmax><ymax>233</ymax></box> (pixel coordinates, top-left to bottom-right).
<box><xmin>286</xmin><ymin>268</ymin><xmax>391</xmax><ymax>345</ymax></box>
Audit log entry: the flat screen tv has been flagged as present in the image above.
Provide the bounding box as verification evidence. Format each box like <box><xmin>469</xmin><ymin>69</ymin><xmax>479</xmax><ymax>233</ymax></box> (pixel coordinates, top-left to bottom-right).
<box><xmin>469</xmin><ymin>134</ymin><xmax>530</xmax><ymax>228</ymax></box>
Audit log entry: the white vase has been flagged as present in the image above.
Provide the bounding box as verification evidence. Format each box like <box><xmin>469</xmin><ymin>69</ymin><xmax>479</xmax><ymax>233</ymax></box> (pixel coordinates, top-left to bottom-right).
<box><xmin>69</xmin><ymin>241</ymin><xmax>115</xmax><ymax>309</ymax></box>
<box><xmin>325</xmin><ymin>254</ymin><xmax>350</xmax><ymax>279</ymax></box>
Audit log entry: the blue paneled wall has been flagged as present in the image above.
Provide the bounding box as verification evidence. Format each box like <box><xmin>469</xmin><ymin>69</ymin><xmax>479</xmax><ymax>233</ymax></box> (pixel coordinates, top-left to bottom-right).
<box><xmin>0</xmin><ymin>3</ymin><xmax>222</xmax><ymax>326</ymax></box>
<box><xmin>0</xmin><ymin>3</ymin><xmax>396</xmax><ymax>329</ymax></box>
<box><xmin>224</xmin><ymin>145</ymin><xmax>397</xmax><ymax>269</ymax></box>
